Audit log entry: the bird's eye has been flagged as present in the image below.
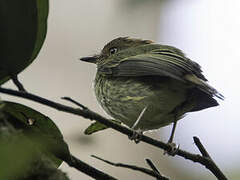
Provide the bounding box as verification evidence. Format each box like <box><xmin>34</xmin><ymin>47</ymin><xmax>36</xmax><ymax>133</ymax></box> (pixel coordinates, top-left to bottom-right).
<box><xmin>109</xmin><ymin>47</ymin><xmax>118</xmax><ymax>55</ymax></box>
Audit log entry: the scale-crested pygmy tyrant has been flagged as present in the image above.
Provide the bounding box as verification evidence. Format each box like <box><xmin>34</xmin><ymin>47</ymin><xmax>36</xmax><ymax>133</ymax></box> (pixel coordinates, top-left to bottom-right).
<box><xmin>80</xmin><ymin>37</ymin><xmax>223</xmax><ymax>144</ymax></box>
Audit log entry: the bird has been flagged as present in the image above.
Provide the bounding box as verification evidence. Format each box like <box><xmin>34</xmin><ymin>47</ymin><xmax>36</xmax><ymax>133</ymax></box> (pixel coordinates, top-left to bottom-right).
<box><xmin>80</xmin><ymin>37</ymin><xmax>223</xmax><ymax>147</ymax></box>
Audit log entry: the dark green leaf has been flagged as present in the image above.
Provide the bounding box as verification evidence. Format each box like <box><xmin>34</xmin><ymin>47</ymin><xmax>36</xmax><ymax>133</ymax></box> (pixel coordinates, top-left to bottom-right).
<box><xmin>0</xmin><ymin>0</ymin><xmax>49</xmax><ymax>84</ymax></box>
<box><xmin>31</xmin><ymin>0</ymin><xmax>49</xmax><ymax>60</ymax></box>
<box><xmin>0</xmin><ymin>128</ymin><xmax>38</xmax><ymax>180</ymax></box>
<box><xmin>1</xmin><ymin>101</ymin><xmax>70</xmax><ymax>167</ymax></box>
<box><xmin>84</xmin><ymin>120</ymin><xmax>121</xmax><ymax>135</ymax></box>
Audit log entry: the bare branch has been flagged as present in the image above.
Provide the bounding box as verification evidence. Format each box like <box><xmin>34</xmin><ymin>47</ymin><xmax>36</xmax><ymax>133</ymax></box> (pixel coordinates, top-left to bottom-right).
<box><xmin>62</xmin><ymin>96</ymin><xmax>88</xmax><ymax>110</ymax></box>
<box><xmin>193</xmin><ymin>136</ymin><xmax>210</xmax><ymax>158</ymax></box>
<box><xmin>146</xmin><ymin>158</ymin><xmax>166</xmax><ymax>180</ymax></box>
<box><xmin>11</xmin><ymin>75</ymin><xmax>26</xmax><ymax>92</ymax></box>
<box><xmin>193</xmin><ymin>136</ymin><xmax>227</xmax><ymax>180</ymax></box>
<box><xmin>65</xmin><ymin>154</ymin><xmax>117</xmax><ymax>180</ymax></box>
<box><xmin>91</xmin><ymin>155</ymin><xmax>169</xmax><ymax>180</ymax></box>
<box><xmin>146</xmin><ymin>159</ymin><xmax>160</xmax><ymax>174</ymax></box>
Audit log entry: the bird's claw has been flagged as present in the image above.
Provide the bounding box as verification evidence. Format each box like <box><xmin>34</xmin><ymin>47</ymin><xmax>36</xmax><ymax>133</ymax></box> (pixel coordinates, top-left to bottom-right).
<box><xmin>128</xmin><ymin>130</ymin><xmax>143</xmax><ymax>144</ymax></box>
<box><xmin>164</xmin><ymin>142</ymin><xmax>179</xmax><ymax>156</ymax></box>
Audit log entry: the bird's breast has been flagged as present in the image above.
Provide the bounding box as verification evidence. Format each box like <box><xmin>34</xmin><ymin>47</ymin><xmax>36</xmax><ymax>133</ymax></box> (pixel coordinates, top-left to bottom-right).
<box><xmin>94</xmin><ymin>74</ymin><xmax>189</xmax><ymax>130</ymax></box>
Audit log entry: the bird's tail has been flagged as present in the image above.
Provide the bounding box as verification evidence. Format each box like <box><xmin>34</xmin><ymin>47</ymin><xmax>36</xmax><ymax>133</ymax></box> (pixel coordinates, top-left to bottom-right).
<box><xmin>184</xmin><ymin>74</ymin><xmax>224</xmax><ymax>100</ymax></box>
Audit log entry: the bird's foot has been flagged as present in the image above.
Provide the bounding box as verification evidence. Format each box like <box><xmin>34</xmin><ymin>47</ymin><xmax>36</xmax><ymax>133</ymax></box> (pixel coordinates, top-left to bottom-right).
<box><xmin>128</xmin><ymin>129</ymin><xmax>143</xmax><ymax>144</ymax></box>
<box><xmin>164</xmin><ymin>142</ymin><xmax>179</xmax><ymax>156</ymax></box>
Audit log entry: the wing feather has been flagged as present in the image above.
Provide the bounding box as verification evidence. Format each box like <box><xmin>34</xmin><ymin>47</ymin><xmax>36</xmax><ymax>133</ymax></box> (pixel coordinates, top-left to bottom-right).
<box><xmin>97</xmin><ymin>48</ymin><xmax>223</xmax><ymax>99</ymax></box>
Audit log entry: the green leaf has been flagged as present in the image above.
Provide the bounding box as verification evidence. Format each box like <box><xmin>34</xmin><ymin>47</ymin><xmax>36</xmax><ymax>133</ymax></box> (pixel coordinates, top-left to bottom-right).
<box><xmin>31</xmin><ymin>0</ymin><xmax>49</xmax><ymax>60</ymax></box>
<box><xmin>84</xmin><ymin>120</ymin><xmax>121</xmax><ymax>135</ymax></box>
<box><xmin>0</xmin><ymin>0</ymin><xmax>49</xmax><ymax>84</ymax></box>
<box><xmin>1</xmin><ymin>101</ymin><xmax>70</xmax><ymax>167</ymax></box>
<box><xmin>0</xmin><ymin>128</ymin><xmax>39</xmax><ymax>180</ymax></box>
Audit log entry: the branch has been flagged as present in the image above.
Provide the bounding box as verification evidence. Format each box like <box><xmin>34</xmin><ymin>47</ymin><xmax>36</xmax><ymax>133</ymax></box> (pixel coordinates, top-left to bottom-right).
<box><xmin>11</xmin><ymin>75</ymin><xmax>27</xmax><ymax>92</ymax></box>
<box><xmin>193</xmin><ymin>137</ymin><xmax>227</xmax><ymax>180</ymax></box>
<box><xmin>65</xmin><ymin>154</ymin><xmax>117</xmax><ymax>180</ymax></box>
<box><xmin>0</xmin><ymin>87</ymin><xmax>228</xmax><ymax>180</ymax></box>
<box><xmin>91</xmin><ymin>155</ymin><xmax>169</xmax><ymax>180</ymax></box>
<box><xmin>145</xmin><ymin>159</ymin><xmax>166</xmax><ymax>180</ymax></box>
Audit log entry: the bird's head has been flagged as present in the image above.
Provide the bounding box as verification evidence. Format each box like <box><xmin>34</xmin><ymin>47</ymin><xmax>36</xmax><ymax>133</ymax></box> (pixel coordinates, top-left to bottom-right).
<box><xmin>80</xmin><ymin>37</ymin><xmax>153</xmax><ymax>65</ymax></box>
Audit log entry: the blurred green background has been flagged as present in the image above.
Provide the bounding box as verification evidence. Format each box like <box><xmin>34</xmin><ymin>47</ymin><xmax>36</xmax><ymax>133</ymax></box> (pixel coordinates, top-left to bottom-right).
<box><xmin>2</xmin><ymin>0</ymin><xmax>240</xmax><ymax>179</ymax></box>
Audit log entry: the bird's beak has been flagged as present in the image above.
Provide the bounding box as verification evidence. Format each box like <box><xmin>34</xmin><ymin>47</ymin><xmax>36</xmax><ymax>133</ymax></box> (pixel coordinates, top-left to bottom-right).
<box><xmin>79</xmin><ymin>56</ymin><xmax>97</xmax><ymax>64</ymax></box>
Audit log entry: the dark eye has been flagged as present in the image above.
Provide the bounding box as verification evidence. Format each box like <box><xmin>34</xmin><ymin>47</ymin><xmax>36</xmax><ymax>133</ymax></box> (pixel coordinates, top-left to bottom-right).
<box><xmin>109</xmin><ymin>47</ymin><xmax>118</xmax><ymax>55</ymax></box>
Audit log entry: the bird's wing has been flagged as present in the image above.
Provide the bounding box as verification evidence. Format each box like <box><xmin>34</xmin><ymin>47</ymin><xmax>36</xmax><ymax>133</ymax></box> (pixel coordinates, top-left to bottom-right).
<box><xmin>99</xmin><ymin>49</ymin><xmax>206</xmax><ymax>80</ymax></box>
<box><xmin>98</xmin><ymin>49</ymin><xmax>223</xmax><ymax>99</ymax></box>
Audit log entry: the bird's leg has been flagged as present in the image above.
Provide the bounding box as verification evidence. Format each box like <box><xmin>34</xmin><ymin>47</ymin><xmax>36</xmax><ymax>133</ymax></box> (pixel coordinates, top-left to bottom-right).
<box><xmin>128</xmin><ymin>106</ymin><xmax>148</xmax><ymax>143</ymax></box>
<box><xmin>164</xmin><ymin>121</ymin><xmax>179</xmax><ymax>156</ymax></box>
<box><xmin>129</xmin><ymin>129</ymin><xmax>143</xmax><ymax>144</ymax></box>
<box><xmin>168</xmin><ymin>121</ymin><xmax>177</xmax><ymax>144</ymax></box>
<box><xmin>11</xmin><ymin>75</ymin><xmax>27</xmax><ymax>92</ymax></box>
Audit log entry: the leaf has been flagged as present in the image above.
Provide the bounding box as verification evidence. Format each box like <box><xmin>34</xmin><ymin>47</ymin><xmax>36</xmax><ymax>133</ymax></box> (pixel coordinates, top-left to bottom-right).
<box><xmin>0</xmin><ymin>0</ymin><xmax>49</xmax><ymax>84</ymax></box>
<box><xmin>31</xmin><ymin>0</ymin><xmax>49</xmax><ymax>60</ymax></box>
<box><xmin>84</xmin><ymin>120</ymin><xmax>121</xmax><ymax>135</ymax></box>
<box><xmin>1</xmin><ymin>101</ymin><xmax>71</xmax><ymax>167</ymax></box>
<box><xmin>0</xmin><ymin>122</ymin><xmax>39</xmax><ymax>180</ymax></box>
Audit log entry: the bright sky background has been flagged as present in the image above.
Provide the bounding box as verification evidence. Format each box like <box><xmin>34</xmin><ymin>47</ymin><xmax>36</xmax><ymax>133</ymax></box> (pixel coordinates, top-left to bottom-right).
<box><xmin>158</xmin><ymin>0</ymin><xmax>240</xmax><ymax>173</ymax></box>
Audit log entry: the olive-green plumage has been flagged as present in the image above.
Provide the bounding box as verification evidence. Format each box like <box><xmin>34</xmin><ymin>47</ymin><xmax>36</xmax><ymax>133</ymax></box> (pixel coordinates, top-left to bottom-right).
<box><xmin>80</xmin><ymin>37</ymin><xmax>223</xmax><ymax>131</ymax></box>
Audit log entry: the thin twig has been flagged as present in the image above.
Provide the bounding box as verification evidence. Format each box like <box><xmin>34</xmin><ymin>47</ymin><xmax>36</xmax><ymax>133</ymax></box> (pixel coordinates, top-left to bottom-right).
<box><xmin>193</xmin><ymin>136</ymin><xmax>227</xmax><ymax>180</ymax></box>
<box><xmin>146</xmin><ymin>159</ymin><xmax>160</xmax><ymax>174</ymax></box>
<box><xmin>61</xmin><ymin>97</ymin><xmax>88</xmax><ymax>109</ymax></box>
<box><xmin>193</xmin><ymin>136</ymin><xmax>210</xmax><ymax>157</ymax></box>
<box><xmin>91</xmin><ymin>155</ymin><xmax>169</xmax><ymax>180</ymax></box>
<box><xmin>11</xmin><ymin>75</ymin><xmax>26</xmax><ymax>92</ymax></box>
<box><xmin>0</xmin><ymin>87</ymin><xmax>228</xmax><ymax>180</ymax></box>
<box><xmin>65</xmin><ymin>154</ymin><xmax>117</xmax><ymax>180</ymax></box>
<box><xmin>146</xmin><ymin>159</ymin><xmax>167</xmax><ymax>180</ymax></box>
